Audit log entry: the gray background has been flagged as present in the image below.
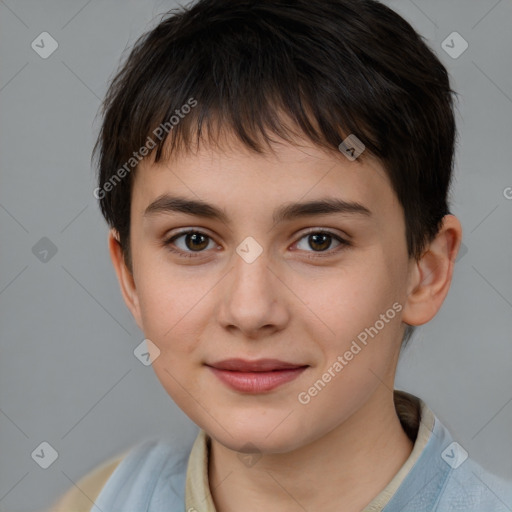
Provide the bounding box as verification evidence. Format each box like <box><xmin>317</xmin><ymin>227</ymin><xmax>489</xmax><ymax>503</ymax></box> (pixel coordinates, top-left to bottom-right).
<box><xmin>0</xmin><ymin>0</ymin><xmax>511</xmax><ymax>510</ymax></box>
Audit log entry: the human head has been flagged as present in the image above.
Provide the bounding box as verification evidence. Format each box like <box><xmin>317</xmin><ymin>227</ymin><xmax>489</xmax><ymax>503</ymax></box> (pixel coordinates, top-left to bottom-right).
<box><xmin>95</xmin><ymin>0</ymin><xmax>462</xmax><ymax>451</ymax></box>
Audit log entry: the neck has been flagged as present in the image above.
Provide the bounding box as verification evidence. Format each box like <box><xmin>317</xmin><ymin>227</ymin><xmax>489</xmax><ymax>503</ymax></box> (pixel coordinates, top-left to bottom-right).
<box><xmin>209</xmin><ymin>388</ymin><xmax>414</xmax><ymax>512</ymax></box>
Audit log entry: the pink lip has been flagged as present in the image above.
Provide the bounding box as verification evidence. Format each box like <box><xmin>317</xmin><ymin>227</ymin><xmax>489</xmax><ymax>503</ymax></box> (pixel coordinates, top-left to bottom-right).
<box><xmin>206</xmin><ymin>358</ymin><xmax>308</xmax><ymax>393</ymax></box>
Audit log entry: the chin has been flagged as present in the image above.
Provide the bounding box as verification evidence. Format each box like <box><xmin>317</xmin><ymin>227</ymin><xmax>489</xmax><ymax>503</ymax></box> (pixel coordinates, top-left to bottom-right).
<box><xmin>204</xmin><ymin>413</ymin><xmax>313</xmax><ymax>454</ymax></box>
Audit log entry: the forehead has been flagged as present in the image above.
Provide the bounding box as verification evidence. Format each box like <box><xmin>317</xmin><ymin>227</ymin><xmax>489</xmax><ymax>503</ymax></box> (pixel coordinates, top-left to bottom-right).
<box><xmin>132</xmin><ymin>135</ymin><xmax>399</xmax><ymax>225</ymax></box>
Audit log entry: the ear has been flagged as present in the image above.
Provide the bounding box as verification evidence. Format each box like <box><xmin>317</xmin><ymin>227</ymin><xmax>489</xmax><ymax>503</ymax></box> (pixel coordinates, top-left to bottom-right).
<box><xmin>108</xmin><ymin>230</ymin><xmax>144</xmax><ymax>330</ymax></box>
<box><xmin>402</xmin><ymin>214</ymin><xmax>463</xmax><ymax>326</ymax></box>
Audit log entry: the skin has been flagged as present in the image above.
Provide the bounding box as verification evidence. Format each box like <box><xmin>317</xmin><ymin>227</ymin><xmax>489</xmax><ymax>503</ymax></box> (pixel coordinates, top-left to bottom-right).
<box><xmin>109</xmin><ymin>132</ymin><xmax>462</xmax><ymax>512</ymax></box>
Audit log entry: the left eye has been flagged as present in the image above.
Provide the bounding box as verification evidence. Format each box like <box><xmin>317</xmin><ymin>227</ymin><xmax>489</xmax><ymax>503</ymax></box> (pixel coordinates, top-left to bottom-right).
<box><xmin>295</xmin><ymin>231</ymin><xmax>345</xmax><ymax>253</ymax></box>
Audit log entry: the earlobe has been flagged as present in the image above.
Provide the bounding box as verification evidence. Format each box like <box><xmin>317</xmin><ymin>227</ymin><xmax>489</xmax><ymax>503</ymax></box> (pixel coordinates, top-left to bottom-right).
<box><xmin>402</xmin><ymin>215</ymin><xmax>463</xmax><ymax>326</ymax></box>
<box><xmin>108</xmin><ymin>230</ymin><xmax>144</xmax><ymax>330</ymax></box>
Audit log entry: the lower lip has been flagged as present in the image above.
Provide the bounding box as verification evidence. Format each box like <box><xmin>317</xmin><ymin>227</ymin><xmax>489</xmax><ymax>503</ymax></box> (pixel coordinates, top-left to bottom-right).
<box><xmin>208</xmin><ymin>366</ymin><xmax>308</xmax><ymax>393</ymax></box>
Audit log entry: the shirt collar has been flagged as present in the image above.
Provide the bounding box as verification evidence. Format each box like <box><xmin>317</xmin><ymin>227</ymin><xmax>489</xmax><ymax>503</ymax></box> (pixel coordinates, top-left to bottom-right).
<box><xmin>185</xmin><ymin>390</ymin><xmax>435</xmax><ymax>512</ymax></box>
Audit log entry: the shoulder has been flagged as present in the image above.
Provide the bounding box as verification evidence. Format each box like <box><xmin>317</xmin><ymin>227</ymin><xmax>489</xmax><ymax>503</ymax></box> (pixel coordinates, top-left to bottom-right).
<box><xmin>92</xmin><ymin>437</ymin><xmax>192</xmax><ymax>511</ymax></box>
<box><xmin>50</xmin><ymin>437</ymin><xmax>192</xmax><ymax>512</ymax></box>
<box><xmin>50</xmin><ymin>452</ymin><xmax>126</xmax><ymax>511</ymax></box>
<box><xmin>428</xmin><ymin>414</ymin><xmax>512</xmax><ymax>511</ymax></box>
<box><xmin>385</xmin><ymin>398</ymin><xmax>512</xmax><ymax>512</ymax></box>
<box><xmin>437</xmin><ymin>456</ymin><xmax>512</xmax><ymax>511</ymax></box>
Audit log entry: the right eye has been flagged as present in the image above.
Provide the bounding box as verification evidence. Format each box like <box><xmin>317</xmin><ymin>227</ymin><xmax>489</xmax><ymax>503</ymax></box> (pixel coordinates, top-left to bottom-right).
<box><xmin>163</xmin><ymin>229</ymin><xmax>218</xmax><ymax>258</ymax></box>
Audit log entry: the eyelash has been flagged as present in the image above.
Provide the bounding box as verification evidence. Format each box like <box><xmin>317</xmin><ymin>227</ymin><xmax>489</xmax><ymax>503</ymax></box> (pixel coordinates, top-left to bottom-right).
<box><xmin>163</xmin><ymin>228</ymin><xmax>351</xmax><ymax>260</ymax></box>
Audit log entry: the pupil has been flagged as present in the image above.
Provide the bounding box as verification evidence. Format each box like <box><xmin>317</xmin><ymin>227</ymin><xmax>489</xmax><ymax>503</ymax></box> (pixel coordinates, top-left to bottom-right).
<box><xmin>187</xmin><ymin>233</ymin><xmax>208</xmax><ymax>251</ymax></box>
<box><xmin>310</xmin><ymin>233</ymin><xmax>330</xmax><ymax>251</ymax></box>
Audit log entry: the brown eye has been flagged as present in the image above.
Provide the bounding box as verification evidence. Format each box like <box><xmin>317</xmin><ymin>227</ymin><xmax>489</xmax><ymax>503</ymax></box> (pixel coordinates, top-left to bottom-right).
<box><xmin>164</xmin><ymin>230</ymin><xmax>216</xmax><ymax>258</ymax></box>
<box><xmin>296</xmin><ymin>231</ymin><xmax>342</xmax><ymax>252</ymax></box>
<box><xmin>294</xmin><ymin>230</ymin><xmax>350</xmax><ymax>257</ymax></box>
<box><xmin>308</xmin><ymin>233</ymin><xmax>332</xmax><ymax>251</ymax></box>
<box><xmin>184</xmin><ymin>232</ymin><xmax>209</xmax><ymax>251</ymax></box>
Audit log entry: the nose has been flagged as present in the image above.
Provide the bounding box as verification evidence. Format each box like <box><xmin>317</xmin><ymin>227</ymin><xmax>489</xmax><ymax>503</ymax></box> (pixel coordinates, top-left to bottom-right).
<box><xmin>217</xmin><ymin>248</ymin><xmax>290</xmax><ymax>339</ymax></box>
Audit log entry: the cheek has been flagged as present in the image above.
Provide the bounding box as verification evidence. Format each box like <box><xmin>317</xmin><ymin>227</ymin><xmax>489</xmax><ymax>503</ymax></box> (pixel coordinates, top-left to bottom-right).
<box><xmin>301</xmin><ymin>258</ymin><xmax>404</xmax><ymax>387</ymax></box>
<box><xmin>304</xmin><ymin>260</ymin><xmax>398</xmax><ymax>335</ymax></box>
<box><xmin>150</xmin><ymin>357</ymin><xmax>210</xmax><ymax>432</ymax></box>
<box><xmin>135</xmin><ymin>265</ymin><xmax>203</xmax><ymax>353</ymax></box>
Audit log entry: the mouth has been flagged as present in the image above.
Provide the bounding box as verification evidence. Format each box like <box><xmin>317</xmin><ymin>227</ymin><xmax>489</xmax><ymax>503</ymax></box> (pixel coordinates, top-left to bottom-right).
<box><xmin>205</xmin><ymin>358</ymin><xmax>309</xmax><ymax>393</ymax></box>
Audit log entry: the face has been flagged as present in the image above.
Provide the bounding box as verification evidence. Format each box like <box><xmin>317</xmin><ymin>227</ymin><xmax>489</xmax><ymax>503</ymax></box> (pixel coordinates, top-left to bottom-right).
<box><xmin>122</xmin><ymin>134</ymin><xmax>415</xmax><ymax>454</ymax></box>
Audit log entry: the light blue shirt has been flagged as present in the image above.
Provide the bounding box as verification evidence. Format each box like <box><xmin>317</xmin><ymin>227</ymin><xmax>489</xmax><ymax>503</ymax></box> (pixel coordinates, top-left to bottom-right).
<box><xmin>91</xmin><ymin>398</ymin><xmax>512</xmax><ymax>511</ymax></box>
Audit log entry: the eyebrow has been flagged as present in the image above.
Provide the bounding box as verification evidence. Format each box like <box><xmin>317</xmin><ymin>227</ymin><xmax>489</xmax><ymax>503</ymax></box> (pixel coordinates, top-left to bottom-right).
<box><xmin>144</xmin><ymin>194</ymin><xmax>372</xmax><ymax>224</ymax></box>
